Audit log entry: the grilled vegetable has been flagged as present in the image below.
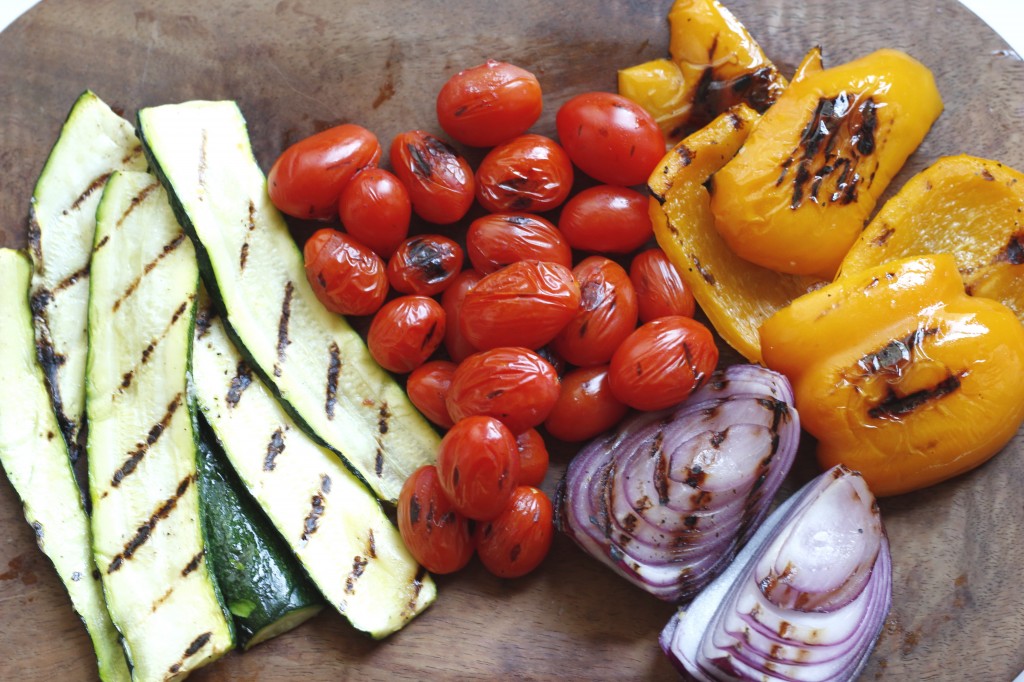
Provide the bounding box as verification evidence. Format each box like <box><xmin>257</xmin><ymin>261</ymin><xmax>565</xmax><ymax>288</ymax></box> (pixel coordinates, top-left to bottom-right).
<box><xmin>191</xmin><ymin>300</ymin><xmax>437</xmax><ymax>638</ymax></box>
<box><xmin>0</xmin><ymin>249</ymin><xmax>130</xmax><ymax>682</ymax></box>
<box><xmin>86</xmin><ymin>171</ymin><xmax>233</xmax><ymax>680</ymax></box>
<box><xmin>136</xmin><ymin>100</ymin><xmax>439</xmax><ymax>504</ymax></box>
<box><xmin>195</xmin><ymin>432</ymin><xmax>323</xmax><ymax>650</ymax></box>
<box><xmin>28</xmin><ymin>90</ymin><xmax>146</xmax><ymax>463</ymax></box>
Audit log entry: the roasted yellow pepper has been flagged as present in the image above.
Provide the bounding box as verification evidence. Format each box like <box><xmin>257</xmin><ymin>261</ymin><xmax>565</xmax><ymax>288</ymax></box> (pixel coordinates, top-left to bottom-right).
<box><xmin>760</xmin><ymin>254</ymin><xmax>1024</xmax><ymax>497</ymax></box>
<box><xmin>710</xmin><ymin>49</ymin><xmax>943</xmax><ymax>278</ymax></box>
<box><xmin>838</xmin><ymin>154</ymin><xmax>1024</xmax><ymax>322</ymax></box>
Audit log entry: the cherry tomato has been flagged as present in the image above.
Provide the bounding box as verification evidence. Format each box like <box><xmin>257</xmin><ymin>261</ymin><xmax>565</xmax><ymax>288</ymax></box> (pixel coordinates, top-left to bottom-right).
<box><xmin>630</xmin><ymin>248</ymin><xmax>696</xmax><ymax>322</ymax></box>
<box><xmin>437</xmin><ymin>416</ymin><xmax>520</xmax><ymax>521</ymax></box>
<box><xmin>475</xmin><ymin>134</ymin><xmax>574</xmax><ymax>214</ymax></box>
<box><xmin>534</xmin><ymin>344</ymin><xmax>567</xmax><ymax>377</ymax></box>
<box><xmin>338</xmin><ymin>167</ymin><xmax>410</xmax><ymax>258</ymax></box>
<box><xmin>544</xmin><ymin>365</ymin><xmax>628</xmax><ymax>442</ymax></box>
<box><xmin>608</xmin><ymin>316</ymin><xmax>718</xmax><ymax>411</ymax></box>
<box><xmin>406</xmin><ymin>360</ymin><xmax>457</xmax><ymax>429</ymax></box>
<box><xmin>441</xmin><ymin>269</ymin><xmax>483</xmax><ymax>363</ymax></box>
<box><xmin>515</xmin><ymin>428</ymin><xmax>549</xmax><ymax>487</ymax></box>
<box><xmin>466</xmin><ymin>213</ymin><xmax>572</xmax><ymax>274</ymax></box>
<box><xmin>387</xmin><ymin>235</ymin><xmax>464</xmax><ymax>296</ymax></box>
<box><xmin>446</xmin><ymin>347</ymin><xmax>561</xmax><ymax>435</ymax></box>
<box><xmin>436</xmin><ymin>60</ymin><xmax>543</xmax><ymax>148</ymax></box>
<box><xmin>398</xmin><ymin>465</ymin><xmax>474</xmax><ymax>575</ymax></box>
<box><xmin>460</xmin><ymin>260</ymin><xmax>581</xmax><ymax>351</ymax></box>
<box><xmin>558</xmin><ymin>185</ymin><xmax>653</xmax><ymax>253</ymax></box>
<box><xmin>475</xmin><ymin>486</ymin><xmax>554</xmax><ymax>578</ymax></box>
<box><xmin>303</xmin><ymin>228</ymin><xmax>388</xmax><ymax>316</ymax></box>
<box><xmin>552</xmin><ymin>256</ymin><xmax>639</xmax><ymax>367</ymax></box>
<box><xmin>390</xmin><ymin>130</ymin><xmax>475</xmax><ymax>224</ymax></box>
<box><xmin>555</xmin><ymin>92</ymin><xmax>665</xmax><ymax>187</ymax></box>
<box><xmin>367</xmin><ymin>296</ymin><xmax>446</xmax><ymax>374</ymax></box>
<box><xmin>268</xmin><ymin>124</ymin><xmax>381</xmax><ymax>220</ymax></box>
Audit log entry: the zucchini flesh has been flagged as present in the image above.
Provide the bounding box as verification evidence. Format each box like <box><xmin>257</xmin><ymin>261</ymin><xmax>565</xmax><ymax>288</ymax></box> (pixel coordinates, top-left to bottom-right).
<box><xmin>0</xmin><ymin>249</ymin><xmax>131</xmax><ymax>682</ymax></box>
<box><xmin>195</xmin><ymin>427</ymin><xmax>324</xmax><ymax>650</ymax></box>
<box><xmin>136</xmin><ymin>100</ymin><xmax>438</xmax><ymax>504</ymax></box>
<box><xmin>28</xmin><ymin>91</ymin><xmax>146</xmax><ymax>463</ymax></box>
<box><xmin>87</xmin><ymin>171</ymin><xmax>233</xmax><ymax>681</ymax></box>
<box><xmin>192</xmin><ymin>300</ymin><xmax>437</xmax><ymax>638</ymax></box>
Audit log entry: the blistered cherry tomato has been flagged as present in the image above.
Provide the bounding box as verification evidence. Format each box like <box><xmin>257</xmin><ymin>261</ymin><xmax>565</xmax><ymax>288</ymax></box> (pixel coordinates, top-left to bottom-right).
<box><xmin>269</xmin><ymin>124</ymin><xmax>381</xmax><ymax>220</ymax></box>
<box><xmin>552</xmin><ymin>257</ymin><xmax>638</xmax><ymax>367</ymax></box>
<box><xmin>558</xmin><ymin>185</ymin><xmax>653</xmax><ymax>253</ymax></box>
<box><xmin>303</xmin><ymin>228</ymin><xmax>388</xmax><ymax>316</ymax></box>
<box><xmin>515</xmin><ymin>428</ymin><xmax>549</xmax><ymax>487</ymax></box>
<box><xmin>406</xmin><ymin>360</ymin><xmax>457</xmax><ymax>429</ymax></box>
<box><xmin>630</xmin><ymin>248</ymin><xmax>696</xmax><ymax>322</ymax></box>
<box><xmin>387</xmin><ymin>235</ymin><xmax>464</xmax><ymax>296</ymax></box>
<box><xmin>460</xmin><ymin>260</ymin><xmax>581</xmax><ymax>351</ymax></box>
<box><xmin>475</xmin><ymin>134</ymin><xmax>574</xmax><ymax>214</ymax></box>
<box><xmin>466</xmin><ymin>213</ymin><xmax>572</xmax><ymax>274</ymax></box>
<box><xmin>338</xmin><ymin>167</ymin><xmax>410</xmax><ymax>258</ymax></box>
<box><xmin>544</xmin><ymin>365</ymin><xmax>628</xmax><ymax>442</ymax></box>
<box><xmin>441</xmin><ymin>269</ymin><xmax>483</xmax><ymax>363</ymax></box>
<box><xmin>437</xmin><ymin>416</ymin><xmax>520</xmax><ymax>521</ymax></box>
<box><xmin>608</xmin><ymin>316</ymin><xmax>718</xmax><ymax>411</ymax></box>
<box><xmin>368</xmin><ymin>296</ymin><xmax>446</xmax><ymax>374</ymax></box>
<box><xmin>475</xmin><ymin>486</ymin><xmax>554</xmax><ymax>578</ymax></box>
<box><xmin>555</xmin><ymin>92</ymin><xmax>665</xmax><ymax>187</ymax></box>
<box><xmin>436</xmin><ymin>60</ymin><xmax>543</xmax><ymax>148</ymax></box>
<box><xmin>447</xmin><ymin>347</ymin><xmax>561</xmax><ymax>435</ymax></box>
<box><xmin>390</xmin><ymin>130</ymin><xmax>475</xmax><ymax>224</ymax></box>
<box><xmin>398</xmin><ymin>465</ymin><xmax>474</xmax><ymax>574</ymax></box>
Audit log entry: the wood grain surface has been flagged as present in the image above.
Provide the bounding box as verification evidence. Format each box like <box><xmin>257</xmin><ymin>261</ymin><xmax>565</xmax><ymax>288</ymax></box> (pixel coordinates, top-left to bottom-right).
<box><xmin>1</xmin><ymin>1</ymin><xmax>1023</xmax><ymax>680</ymax></box>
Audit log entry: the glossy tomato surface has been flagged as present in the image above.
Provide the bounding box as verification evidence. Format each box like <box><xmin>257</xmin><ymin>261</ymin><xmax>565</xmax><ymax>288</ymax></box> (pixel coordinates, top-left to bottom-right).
<box><xmin>387</xmin><ymin>234</ymin><xmax>464</xmax><ymax>296</ymax></box>
<box><xmin>558</xmin><ymin>185</ymin><xmax>653</xmax><ymax>253</ymax></box>
<box><xmin>436</xmin><ymin>59</ymin><xmax>543</xmax><ymax>148</ymax></box>
<box><xmin>406</xmin><ymin>360</ymin><xmax>457</xmax><ymax>429</ymax></box>
<box><xmin>543</xmin><ymin>364</ymin><xmax>628</xmax><ymax>442</ymax></box>
<box><xmin>441</xmin><ymin>268</ymin><xmax>483</xmax><ymax>363</ymax></box>
<box><xmin>552</xmin><ymin>256</ymin><xmax>638</xmax><ymax>367</ymax></box>
<box><xmin>475</xmin><ymin>134</ymin><xmax>574</xmax><ymax>214</ymax></box>
<box><xmin>629</xmin><ymin>248</ymin><xmax>696</xmax><ymax>322</ymax></box>
<box><xmin>466</xmin><ymin>213</ymin><xmax>572</xmax><ymax>274</ymax></box>
<box><xmin>515</xmin><ymin>428</ymin><xmax>550</xmax><ymax>487</ymax></box>
<box><xmin>303</xmin><ymin>228</ymin><xmax>388</xmax><ymax>316</ymax></box>
<box><xmin>269</xmin><ymin>123</ymin><xmax>381</xmax><ymax>220</ymax></box>
<box><xmin>475</xmin><ymin>486</ymin><xmax>554</xmax><ymax>579</ymax></box>
<box><xmin>367</xmin><ymin>295</ymin><xmax>446</xmax><ymax>373</ymax></box>
<box><xmin>398</xmin><ymin>465</ymin><xmax>475</xmax><ymax>575</ymax></box>
<box><xmin>390</xmin><ymin>129</ymin><xmax>475</xmax><ymax>224</ymax></box>
<box><xmin>437</xmin><ymin>416</ymin><xmax>520</xmax><ymax>521</ymax></box>
<box><xmin>338</xmin><ymin>167</ymin><xmax>411</xmax><ymax>258</ymax></box>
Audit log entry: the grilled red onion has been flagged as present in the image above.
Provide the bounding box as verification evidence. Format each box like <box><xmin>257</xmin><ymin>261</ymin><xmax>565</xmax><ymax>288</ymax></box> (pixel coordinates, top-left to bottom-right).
<box><xmin>661</xmin><ymin>465</ymin><xmax>891</xmax><ymax>681</ymax></box>
<box><xmin>556</xmin><ymin>364</ymin><xmax>799</xmax><ymax>603</ymax></box>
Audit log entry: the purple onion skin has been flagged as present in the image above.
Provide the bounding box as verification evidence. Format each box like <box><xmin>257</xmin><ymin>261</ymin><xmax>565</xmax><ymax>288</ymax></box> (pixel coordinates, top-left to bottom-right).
<box><xmin>555</xmin><ymin>364</ymin><xmax>800</xmax><ymax>603</ymax></box>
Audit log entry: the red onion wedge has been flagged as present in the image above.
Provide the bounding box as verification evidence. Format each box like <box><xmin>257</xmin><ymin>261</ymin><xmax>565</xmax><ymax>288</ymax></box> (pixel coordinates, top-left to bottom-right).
<box><xmin>661</xmin><ymin>465</ymin><xmax>891</xmax><ymax>681</ymax></box>
<box><xmin>555</xmin><ymin>364</ymin><xmax>800</xmax><ymax>603</ymax></box>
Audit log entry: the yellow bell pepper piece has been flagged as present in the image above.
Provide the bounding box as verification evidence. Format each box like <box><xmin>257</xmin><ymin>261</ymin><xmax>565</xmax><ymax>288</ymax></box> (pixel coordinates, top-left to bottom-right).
<box><xmin>710</xmin><ymin>49</ymin><xmax>943</xmax><ymax>279</ymax></box>
<box><xmin>760</xmin><ymin>254</ymin><xmax>1024</xmax><ymax>497</ymax></box>
<box><xmin>618</xmin><ymin>59</ymin><xmax>699</xmax><ymax>141</ymax></box>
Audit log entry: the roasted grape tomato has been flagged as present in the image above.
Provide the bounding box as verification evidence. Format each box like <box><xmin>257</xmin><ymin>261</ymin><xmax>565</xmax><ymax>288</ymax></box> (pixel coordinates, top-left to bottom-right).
<box><xmin>629</xmin><ymin>248</ymin><xmax>696</xmax><ymax>322</ymax></box>
<box><xmin>268</xmin><ymin>123</ymin><xmax>381</xmax><ymax>220</ymax></box>
<box><xmin>338</xmin><ymin>167</ymin><xmax>410</xmax><ymax>258</ymax></box>
<box><xmin>447</xmin><ymin>346</ymin><xmax>561</xmax><ymax>435</ymax></box>
<box><xmin>552</xmin><ymin>256</ymin><xmax>639</xmax><ymax>367</ymax></box>
<box><xmin>475</xmin><ymin>134</ymin><xmax>574</xmax><ymax>214</ymax></box>
<box><xmin>475</xmin><ymin>486</ymin><xmax>554</xmax><ymax>579</ymax></box>
<box><xmin>436</xmin><ymin>60</ymin><xmax>543</xmax><ymax>147</ymax></box>
<box><xmin>367</xmin><ymin>295</ymin><xmax>446</xmax><ymax>374</ymax></box>
<box><xmin>608</xmin><ymin>316</ymin><xmax>718</xmax><ymax>411</ymax></box>
<box><xmin>390</xmin><ymin>130</ymin><xmax>475</xmax><ymax>224</ymax></box>
<box><xmin>558</xmin><ymin>185</ymin><xmax>653</xmax><ymax>253</ymax></box>
<box><xmin>459</xmin><ymin>260</ymin><xmax>581</xmax><ymax>351</ymax></box>
<box><xmin>555</xmin><ymin>92</ymin><xmax>665</xmax><ymax>187</ymax></box>
<box><xmin>387</xmin><ymin>235</ymin><xmax>464</xmax><ymax>296</ymax></box>
<box><xmin>437</xmin><ymin>416</ymin><xmax>520</xmax><ymax>521</ymax></box>
<box><xmin>544</xmin><ymin>365</ymin><xmax>628</xmax><ymax>442</ymax></box>
<box><xmin>441</xmin><ymin>269</ymin><xmax>483</xmax><ymax>363</ymax></box>
<box><xmin>398</xmin><ymin>465</ymin><xmax>474</xmax><ymax>575</ymax></box>
<box><xmin>466</xmin><ymin>213</ymin><xmax>572</xmax><ymax>274</ymax></box>
<box><xmin>515</xmin><ymin>428</ymin><xmax>549</xmax><ymax>487</ymax></box>
<box><xmin>406</xmin><ymin>360</ymin><xmax>458</xmax><ymax>429</ymax></box>
<box><xmin>303</xmin><ymin>228</ymin><xmax>388</xmax><ymax>316</ymax></box>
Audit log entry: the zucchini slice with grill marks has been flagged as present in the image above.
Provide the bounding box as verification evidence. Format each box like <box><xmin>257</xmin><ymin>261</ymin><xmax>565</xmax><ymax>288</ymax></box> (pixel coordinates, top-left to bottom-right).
<box><xmin>87</xmin><ymin>171</ymin><xmax>233</xmax><ymax>680</ymax></box>
<box><xmin>191</xmin><ymin>299</ymin><xmax>437</xmax><ymax>638</ymax></box>
<box><xmin>0</xmin><ymin>249</ymin><xmax>131</xmax><ymax>682</ymax></box>
<box><xmin>28</xmin><ymin>91</ymin><xmax>146</xmax><ymax>464</ymax></box>
<box><xmin>136</xmin><ymin>100</ymin><xmax>439</xmax><ymax>504</ymax></box>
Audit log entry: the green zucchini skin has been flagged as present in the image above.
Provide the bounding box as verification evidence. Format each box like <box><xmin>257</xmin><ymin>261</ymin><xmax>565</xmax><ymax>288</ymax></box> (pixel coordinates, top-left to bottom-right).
<box><xmin>195</xmin><ymin>423</ymin><xmax>323</xmax><ymax>650</ymax></box>
<box><xmin>0</xmin><ymin>248</ymin><xmax>131</xmax><ymax>682</ymax></box>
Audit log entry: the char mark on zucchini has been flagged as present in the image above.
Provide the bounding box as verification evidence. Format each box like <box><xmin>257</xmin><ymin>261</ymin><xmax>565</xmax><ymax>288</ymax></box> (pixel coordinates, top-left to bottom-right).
<box><xmin>110</xmin><ymin>392</ymin><xmax>184</xmax><ymax>487</ymax></box>
<box><xmin>240</xmin><ymin>200</ymin><xmax>257</xmax><ymax>270</ymax></box>
<box><xmin>263</xmin><ymin>427</ymin><xmax>286</xmax><ymax>471</ymax></box>
<box><xmin>107</xmin><ymin>473</ymin><xmax>194</xmax><ymax>573</ymax></box>
<box><xmin>118</xmin><ymin>296</ymin><xmax>194</xmax><ymax>392</ymax></box>
<box><xmin>226</xmin><ymin>360</ymin><xmax>253</xmax><ymax>407</ymax></box>
<box><xmin>325</xmin><ymin>341</ymin><xmax>341</xmax><ymax>419</ymax></box>
<box><xmin>168</xmin><ymin>631</ymin><xmax>213</xmax><ymax>675</ymax></box>
<box><xmin>112</xmin><ymin>232</ymin><xmax>187</xmax><ymax>312</ymax></box>
<box><xmin>300</xmin><ymin>475</ymin><xmax>331</xmax><ymax>543</ymax></box>
<box><xmin>273</xmin><ymin>281</ymin><xmax>295</xmax><ymax>377</ymax></box>
<box><xmin>181</xmin><ymin>551</ymin><xmax>204</xmax><ymax>577</ymax></box>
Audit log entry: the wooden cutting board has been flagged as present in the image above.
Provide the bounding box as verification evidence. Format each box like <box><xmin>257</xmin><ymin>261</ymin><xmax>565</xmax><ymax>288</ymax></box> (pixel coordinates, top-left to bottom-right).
<box><xmin>1</xmin><ymin>0</ymin><xmax>1023</xmax><ymax>679</ymax></box>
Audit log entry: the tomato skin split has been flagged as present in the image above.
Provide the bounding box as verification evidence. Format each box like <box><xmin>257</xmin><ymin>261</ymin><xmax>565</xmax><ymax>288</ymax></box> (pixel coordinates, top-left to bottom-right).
<box><xmin>475</xmin><ymin>134</ymin><xmax>574</xmax><ymax>214</ymax></box>
<box><xmin>303</xmin><ymin>228</ymin><xmax>389</xmax><ymax>316</ymax></box>
<box><xmin>367</xmin><ymin>296</ymin><xmax>446</xmax><ymax>374</ymax></box>
<box><xmin>387</xmin><ymin>234</ymin><xmax>464</xmax><ymax>297</ymax></box>
<box><xmin>390</xmin><ymin>130</ymin><xmax>475</xmax><ymax>224</ymax></box>
<box><xmin>466</xmin><ymin>213</ymin><xmax>572</xmax><ymax>274</ymax></box>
